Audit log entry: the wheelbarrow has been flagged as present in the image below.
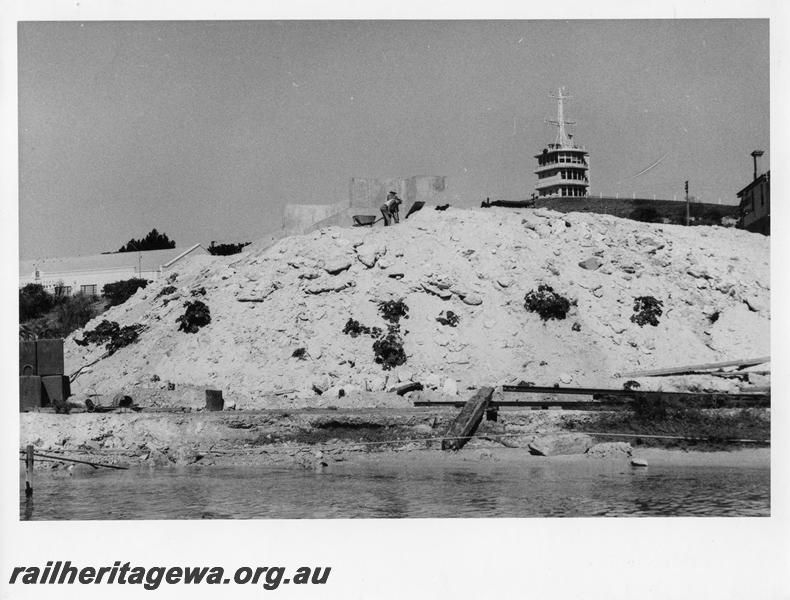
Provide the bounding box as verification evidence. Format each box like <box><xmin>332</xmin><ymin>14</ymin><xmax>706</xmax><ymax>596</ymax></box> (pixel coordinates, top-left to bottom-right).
<box><xmin>352</xmin><ymin>215</ymin><xmax>381</xmax><ymax>227</ymax></box>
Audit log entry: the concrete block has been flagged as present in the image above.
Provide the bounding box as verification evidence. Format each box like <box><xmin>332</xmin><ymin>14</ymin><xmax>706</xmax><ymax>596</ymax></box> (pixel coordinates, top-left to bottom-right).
<box><xmin>36</xmin><ymin>339</ymin><xmax>64</xmax><ymax>376</ymax></box>
<box><xmin>19</xmin><ymin>341</ymin><xmax>37</xmax><ymax>375</ymax></box>
<box><xmin>19</xmin><ymin>376</ymin><xmax>43</xmax><ymax>411</ymax></box>
<box><xmin>41</xmin><ymin>375</ymin><xmax>71</xmax><ymax>406</ymax></box>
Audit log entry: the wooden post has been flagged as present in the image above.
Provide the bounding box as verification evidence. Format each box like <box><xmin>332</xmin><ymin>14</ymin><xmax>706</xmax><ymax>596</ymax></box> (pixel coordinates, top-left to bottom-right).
<box><xmin>25</xmin><ymin>445</ymin><xmax>33</xmax><ymax>498</ymax></box>
<box><xmin>441</xmin><ymin>387</ymin><xmax>494</xmax><ymax>451</ymax></box>
<box><xmin>205</xmin><ymin>389</ymin><xmax>224</xmax><ymax>411</ymax></box>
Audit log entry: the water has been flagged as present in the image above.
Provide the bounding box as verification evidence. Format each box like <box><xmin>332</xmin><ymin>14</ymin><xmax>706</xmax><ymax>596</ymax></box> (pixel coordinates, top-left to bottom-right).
<box><xmin>20</xmin><ymin>459</ymin><xmax>769</xmax><ymax>519</ymax></box>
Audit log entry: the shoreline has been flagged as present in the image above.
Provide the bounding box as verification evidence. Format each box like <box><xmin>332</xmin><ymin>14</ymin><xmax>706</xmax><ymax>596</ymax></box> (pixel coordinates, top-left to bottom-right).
<box><xmin>20</xmin><ymin>406</ymin><xmax>770</xmax><ymax>473</ymax></box>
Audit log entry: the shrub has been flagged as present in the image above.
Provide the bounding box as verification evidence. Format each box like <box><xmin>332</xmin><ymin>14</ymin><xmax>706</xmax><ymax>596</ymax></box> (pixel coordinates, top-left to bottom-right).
<box><xmin>292</xmin><ymin>347</ymin><xmax>307</xmax><ymax>360</ymax></box>
<box><xmin>177</xmin><ymin>300</ymin><xmax>211</xmax><ymax>333</ymax></box>
<box><xmin>372</xmin><ymin>329</ymin><xmax>407</xmax><ymax>370</ymax></box>
<box><xmin>378</xmin><ymin>299</ymin><xmax>409</xmax><ymax>324</ymax></box>
<box><xmin>156</xmin><ymin>285</ymin><xmax>178</xmax><ymax>299</ymax></box>
<box><xmin>342</xmin><ymin>318</ymin><xmax>382</xmax><ymax>338</ymax></box>
<box><xmin>102</xmin><ymin>278</ymin><xmax>149</xmax><ymax>307</ymax></box>
<box><xmin>75</xmin><ymin>319</ymin><xmax>144</xmax><ymax>355</ymax></box>
<box><xmin>19</xmin><ymin>284</ymin><xmax>54</xmax><ymax>321</ymax></box>
<box><xmin>436</xmin><ymin>310</ymin><xmax>459</xmax><ymax>327</ymax></box>
<box><xmin>631</xmin><ymin>296</ymin><xmax>663</xmax><ymax>327</ymax></box>
<box><xmin>106</xmin><ymin>325</ymin><xmax>144</xmax><ymax>355</ymax></box>
<box><xmin>524</xmin><ymin>284</ymin><xmax>571</xmax><ymax>321</ymax></box>
<box><xmin>53</xmin><ymin>293</ymin><xmax>99</xmax><ymax>337</ymax></box>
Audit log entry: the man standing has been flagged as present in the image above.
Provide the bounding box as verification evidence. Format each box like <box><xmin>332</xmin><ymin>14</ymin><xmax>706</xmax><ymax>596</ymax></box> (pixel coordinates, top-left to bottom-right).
<box><xmin>381</xmin><ymin>191</ymin><xmax>402</xmax><ymax>226</ymax></box>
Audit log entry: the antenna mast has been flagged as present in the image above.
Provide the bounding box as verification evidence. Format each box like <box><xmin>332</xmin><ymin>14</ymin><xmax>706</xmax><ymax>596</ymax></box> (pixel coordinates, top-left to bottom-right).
<box><xmin>547</xmin><ymin>87</ymin><xmax>576</xmax><ymax>148</ymax></box>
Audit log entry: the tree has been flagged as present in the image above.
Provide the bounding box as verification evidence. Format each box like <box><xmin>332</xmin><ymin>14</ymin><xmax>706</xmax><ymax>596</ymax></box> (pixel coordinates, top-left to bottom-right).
<box><xmin>117</xmin><ymin>228</ymin><xmax>176</xmax><ymax>253</ymax></box>
<box><xmin>102</xmin><ymin>278</ymin><xmax>149</xmax><ymax>307</ymax></box>
<box><xmin>208</xmin><ymin>241</ymin><xmax>251</xmax><ymax>256</ymax></box>
<box><xmin>19</xmin><ymin>283</ymin><xmax>55</xmax><ymax>322</ymax></box>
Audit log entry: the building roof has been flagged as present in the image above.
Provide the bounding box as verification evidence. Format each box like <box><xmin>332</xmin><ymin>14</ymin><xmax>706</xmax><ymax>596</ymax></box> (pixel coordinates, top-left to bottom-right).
<box><xmin>737</xmin><ymin>171</ymin><xmax>770</xmax><ymax>198</ymax></box>
<box><xmin>20</xmin><ymin>244</ymin><xmax>207</xmax><ymax>277</ymax></box>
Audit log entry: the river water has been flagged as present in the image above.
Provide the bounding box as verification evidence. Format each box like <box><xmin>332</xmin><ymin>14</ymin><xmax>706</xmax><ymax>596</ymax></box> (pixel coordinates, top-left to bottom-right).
<box><xmin>20</xmin><ymin>457</ymin><xmax>769</xmax><ymax>519</ymax></box>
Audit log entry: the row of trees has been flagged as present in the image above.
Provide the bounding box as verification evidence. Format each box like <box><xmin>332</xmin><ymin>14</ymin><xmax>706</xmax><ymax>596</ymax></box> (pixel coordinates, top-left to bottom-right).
<box><xmin>117</xmin><ymin>229</ymin><xmax>250</xmax><ymax>256</ymax></box>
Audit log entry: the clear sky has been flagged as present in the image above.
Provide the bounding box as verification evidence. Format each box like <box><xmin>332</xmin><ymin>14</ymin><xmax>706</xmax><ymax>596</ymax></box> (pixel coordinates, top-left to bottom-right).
<box><xmin>18</xmin><ymin>19</ymin><xmax>769</xmax><ymax>259</ymax></box>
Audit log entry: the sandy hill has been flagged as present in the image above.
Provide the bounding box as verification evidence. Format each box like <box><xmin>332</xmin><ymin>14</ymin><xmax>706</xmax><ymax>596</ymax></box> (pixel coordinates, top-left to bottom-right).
<box><xmin>65</xmin><ymin>207</ymin><xmax>770</xmax><ymax>407</ymax></box>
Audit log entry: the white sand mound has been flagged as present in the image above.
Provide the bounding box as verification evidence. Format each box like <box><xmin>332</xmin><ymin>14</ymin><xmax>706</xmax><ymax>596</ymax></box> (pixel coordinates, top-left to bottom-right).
<box><xmin>65</xmin><ymin>207</ymin><xmax>770</xmax><ymax>407</ymax></box>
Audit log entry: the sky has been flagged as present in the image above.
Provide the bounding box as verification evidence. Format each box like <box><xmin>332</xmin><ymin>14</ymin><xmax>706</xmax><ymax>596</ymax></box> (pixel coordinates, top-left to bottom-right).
<box><xmin>18</xmin><ymin>19</ymin><xmax>769</xmax><ymax>259</ymax></box>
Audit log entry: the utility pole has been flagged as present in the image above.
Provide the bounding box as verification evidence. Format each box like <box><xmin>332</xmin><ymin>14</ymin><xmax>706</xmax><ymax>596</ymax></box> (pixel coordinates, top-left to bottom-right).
<box><xmin>685</xmin><ymin>180</ymin><xmax>690</xmax><ymax>226</ymax></box>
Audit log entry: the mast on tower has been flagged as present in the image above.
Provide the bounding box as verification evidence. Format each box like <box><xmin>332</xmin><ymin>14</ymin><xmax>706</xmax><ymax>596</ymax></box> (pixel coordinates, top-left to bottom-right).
<box><xmin>547</xmin><ymin>87</ymin><xmax>576</xmax><ymax>148</ymax></box>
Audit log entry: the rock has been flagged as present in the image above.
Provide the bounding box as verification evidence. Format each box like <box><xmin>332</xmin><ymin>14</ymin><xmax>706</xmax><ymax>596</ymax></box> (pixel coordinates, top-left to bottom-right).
<box><xmin>323</xmin><ymin>259</ymin><xmax>352</xmax><ymax>275</ymax></box>
<box><xmin>365</xmin><ymin>376</ymin><xmax>386</xmax><ymax>392</ymax></box>
<box><xmin>528</xmin><ymin>442</ymin><xmax>549</xmax><ymax>456</ymax></box>
<box><xmin>422</xmin><ymin>282</ymin><xmax>452</xmax><ymax>299</ymax></box>
<box><xmin>528</xmin><ymin>433</ymin><xmax>594</xmax><ymax>456</ymax></box>
<box><xmin>68</xmin><ymin>464</ymin><xmax>98</xmax><ymax>476</ymax></box>
<box><xmin>173</xmin><ymin>446</ymin><xmax>202</xmax><ymax>466</ymax></box>
<box><xmin>461</xmin><ymin>294</ymin><xmax>483</xmax><ymax>306</ymax></box>
<box><xmin>631</xmin><ymin>458</ymin><xmax>649</xmax><ymax>467</ymax></box>
<box><xmin>747</xmin><ymin>373</ymin><xmax>770</xmax><ymax>387</ymax></box>
<box><xmin>311</xmin><ymin>375</ymin><xmax>331</xmax><ymax>395</ymax></box>
<box><xmin>578</xmin><ymin>257</ymin><xmax>603</xmax><ymax>271</ymax></box>
<box><xmin>356</xmin><ymin>244</ymin><xmax>383</xmax><ymax>268</ymax></box>
<box><xmin>586</xmin><ymin>442</ymin><xmax>633</xmax><ymax>459</ymax></box>
<box><xmin>393</xmin><ymin>370</ymin><xmax>411</xmax><ymax>383</ymax></box>
<box><xmin>441</xmin><ymin>378</ymin><xmax>459</xmax><ymax>396</ymax></box>
<box><xmin>306</xmin><ymin>278</ymin><xmax>354</xmax><ymax>294</ymax></box>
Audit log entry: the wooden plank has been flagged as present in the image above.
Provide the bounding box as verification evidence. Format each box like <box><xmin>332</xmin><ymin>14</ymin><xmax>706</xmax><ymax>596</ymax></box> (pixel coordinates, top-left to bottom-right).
<box><xmin>501</xmin><ymin>384</ymin><xmax>769</xmax><ymax>402</ymax></box>
<box><xmin>416</xmin><ymin>396</ymin><xmax>770</xmax><ymax>410</ymax></box>
<box><xmin>441</xmin><ymin>387</ymin><xmax>494</xmax><ymax>451</ymax></box>
<box><xmin>618</xmin><ymin>356</ymin><xmax>770</xmax><ymax>378</ymax></box>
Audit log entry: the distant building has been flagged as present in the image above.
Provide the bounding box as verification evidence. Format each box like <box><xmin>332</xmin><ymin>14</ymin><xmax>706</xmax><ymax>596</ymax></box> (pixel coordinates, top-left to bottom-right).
<box><xmin>738</xmin><ymin>171</ymin><xmax>770</xmax><ymax>235</ymax></box>
<box><xmin>535</xmin><ymin>88</ymin><xmax>590</xmax><ymax>199</ymax></box>
<box><xmin>19</xmin><ymin>244</ymin><xmax>208</xmax><ymax>295</ymax></box>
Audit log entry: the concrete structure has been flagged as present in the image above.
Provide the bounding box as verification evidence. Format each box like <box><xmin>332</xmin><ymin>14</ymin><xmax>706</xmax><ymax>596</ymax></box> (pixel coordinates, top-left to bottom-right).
<box><xmin>281</xmin><ymin>175</ymin><xmax>448</xmax><ymax>236</ymax></box>
<box><xmin>738</xmin><ymin>171</ymin><xmax>770</xmax><ymax>235</ymax></box>
<box><xmin>19</xmin><ymin>244</ymin><xmax>209</xmax><ymax>295</ymax></box>
<box><xmin>535</xmin><ymin>88</ymin><xmax>590</xmax><ymax>198</ymax></box>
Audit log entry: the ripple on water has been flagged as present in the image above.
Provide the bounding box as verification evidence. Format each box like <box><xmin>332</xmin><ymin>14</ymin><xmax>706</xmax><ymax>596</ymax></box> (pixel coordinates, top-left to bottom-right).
<box><xmin>21</xmin><ymin>461</ymin><xmax>769</xmax><ymax>520</ymax></box>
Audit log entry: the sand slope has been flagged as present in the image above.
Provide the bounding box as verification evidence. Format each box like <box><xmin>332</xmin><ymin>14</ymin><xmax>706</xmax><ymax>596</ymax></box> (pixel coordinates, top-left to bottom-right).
<box><xmin>65</xmin><ymin>207</ymin><xmax>770</xmax><ymax>407</ymax></box>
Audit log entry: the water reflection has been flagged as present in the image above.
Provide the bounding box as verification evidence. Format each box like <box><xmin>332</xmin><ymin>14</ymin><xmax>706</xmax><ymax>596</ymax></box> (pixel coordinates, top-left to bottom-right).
<box><xmin>21</xmin><ymin>460</ymin><xmax>769</xmax><ymax>520</ymax></box>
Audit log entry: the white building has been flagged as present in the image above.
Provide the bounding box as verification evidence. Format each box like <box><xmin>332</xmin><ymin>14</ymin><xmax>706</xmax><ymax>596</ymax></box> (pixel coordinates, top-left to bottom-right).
<box><xmin>19</xmin><ymin>244</ymin><xmax>209</xmax><ymax>296</ymax></box>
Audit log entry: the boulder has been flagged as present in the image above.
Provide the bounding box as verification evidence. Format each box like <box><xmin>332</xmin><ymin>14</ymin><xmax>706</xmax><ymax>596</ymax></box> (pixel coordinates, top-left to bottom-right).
<box><xmin>527</xmin><ymin>433</ymin><xmax>594</xmax><ymax>456</ymax></box>
<box><xmin>586</xmin><ymin>442</ymin><xmax>633</xmax><ymax>459</ymax></box>
<box><xmin>323</xmin><ymin>259</ymin><xmax>352</xmax><ymax>275</ymax></box>
<box><xmin>356</xmin><ymin>244</ymin><xmax>384</xmax><ymax>268</ymax></box>
<box><xmin>578</xmin><ymin>257</ymin><xmax>603</xmax><ymax>271</ymax></box>
<box><xmin>461</xmin><ymin>294</ymin><xmax>483</xmax><ymax>306</ymax></box>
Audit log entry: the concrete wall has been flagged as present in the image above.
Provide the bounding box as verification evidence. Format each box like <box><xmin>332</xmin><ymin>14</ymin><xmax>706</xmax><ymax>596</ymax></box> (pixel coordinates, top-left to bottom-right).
<box><xmin>280</xmin><ymin>175</ymin><xmax>448</xmax><ymax>237</ymax></box>
<box><xmin>282</xmin><ymin>200</ymin><xmax>351</xmax><ymax>235</ymax></box>
<box><xmin>350</xmin><ymin>175</ymin><xmax>447</xmax><ymax>210</ymax></box>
